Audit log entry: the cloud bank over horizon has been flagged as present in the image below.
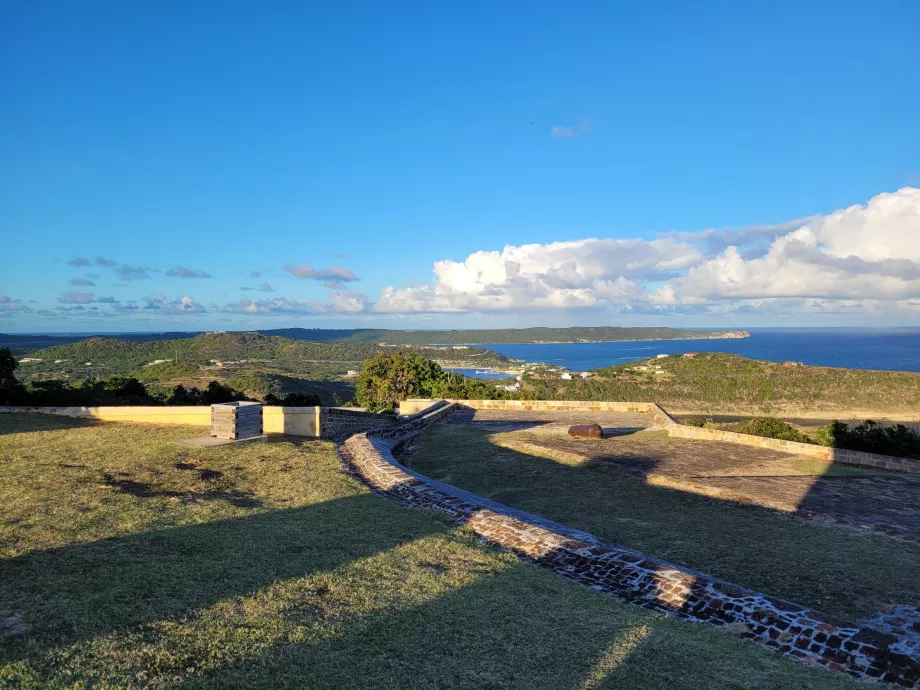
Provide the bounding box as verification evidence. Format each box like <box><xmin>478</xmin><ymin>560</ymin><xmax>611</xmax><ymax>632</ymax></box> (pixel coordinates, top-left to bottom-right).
<box><xmin>3</xmin><ymin>188</ymin><xmax>919</xmax><ymax>327</ymax></box>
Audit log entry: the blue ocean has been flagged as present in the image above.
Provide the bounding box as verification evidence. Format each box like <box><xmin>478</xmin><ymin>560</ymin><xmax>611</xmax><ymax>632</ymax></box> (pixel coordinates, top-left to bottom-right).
<box><xmin>461</xmin><ymin>328</ymin><xmax>920</xmax><ymax>375</ymax></box>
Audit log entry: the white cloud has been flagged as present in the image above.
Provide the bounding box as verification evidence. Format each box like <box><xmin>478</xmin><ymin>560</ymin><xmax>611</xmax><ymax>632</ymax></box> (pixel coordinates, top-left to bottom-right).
<box><xmin>375</xmin><ymin>238</ymin><xmax>700</xmax><ymax>313</ymax></box>
<box><xmin>375</xmin><ymin>188</ymin><xmax>920</xmax><ymax>319</ymax></box>
<box><xmin>665</xmin><ymin>188</ymin><xmax>920</xmax><ymax>303</ymax></box>
<box><xmin>550</xmin><ymin>117</ymin><xmax>593</xmax><ymax>139</ymax></box>
<box><xmin>115</xmin><ymin>295</ymin><xmax>207</xmax><ymax>315</ymax></box>
<box><xmin>224</xmin><ymin>291</ymin><xmax>370</xmax><ymax>315</ymax></box>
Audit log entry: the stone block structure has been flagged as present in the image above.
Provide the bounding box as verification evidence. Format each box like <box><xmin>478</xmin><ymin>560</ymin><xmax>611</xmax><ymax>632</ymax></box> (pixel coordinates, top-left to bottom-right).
<box><xmin>211</xmin><ymin>401</ymin><xmax>262</xmax><ymax>440</ymax></box>
<box><xmin>339</xmin><ymin>402</ymin><xmax>920</xmax><ymax>688</ymax></box>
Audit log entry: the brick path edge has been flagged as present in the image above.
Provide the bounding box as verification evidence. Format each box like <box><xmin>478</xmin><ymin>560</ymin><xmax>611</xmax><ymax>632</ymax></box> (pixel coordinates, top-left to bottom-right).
<box><xmin>337</xmin><ymin>403</ymin><xmax>920</xmax><ymax>688</ymax></box>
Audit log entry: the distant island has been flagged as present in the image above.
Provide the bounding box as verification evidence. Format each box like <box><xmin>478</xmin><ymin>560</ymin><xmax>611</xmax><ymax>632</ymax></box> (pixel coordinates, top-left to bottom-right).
<box><xmin>1</xmin><ymin>327</ymin><xmax>749</xmax><ymax>356</ymax></box>
<box><xmin>251</xmin><ymin>326</ymin><xmax>750</xmax><ymax>345</ymax></box>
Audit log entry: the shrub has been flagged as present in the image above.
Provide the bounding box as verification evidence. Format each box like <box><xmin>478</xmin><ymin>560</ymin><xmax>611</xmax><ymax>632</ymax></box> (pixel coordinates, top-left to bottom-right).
<box><xmin>683</xmin><ymin>417</ymin><xmax>707</xmax><ymax>427</ymax></box>
<box><xmin>735</xmin><ymin>417</ymin><xmax>814</xmax><ymax>444</ymax></box>
<box><xmin>816</xmin><ymin>419</ymin><xmax>920</xmax><ymax>459</ymax></box>
<box><xmin>264</xmin><ymin>392</ymin><xmax>321</xmax><ymax>406</ymax></box>
<box><xmin>0</xmin><ymin>348</ymin><xmax>28</xmax><ymax>404</ymax></box>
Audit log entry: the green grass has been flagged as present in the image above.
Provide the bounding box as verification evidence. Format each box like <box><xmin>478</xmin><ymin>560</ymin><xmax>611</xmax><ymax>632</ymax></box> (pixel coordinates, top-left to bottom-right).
<box><xmin>529</xmin><ymin>352</ymin><xmax>920</xmax><ymax>416</ymax></box>
<box><xmin>409</xmin><ymin>424</ymin><xmax>920</xmax><ymax>622</ymax></box>
<box><xmin>0</xmin><ymin>414</ymin><xmax>864</xmax><ymax>689</ymax></box>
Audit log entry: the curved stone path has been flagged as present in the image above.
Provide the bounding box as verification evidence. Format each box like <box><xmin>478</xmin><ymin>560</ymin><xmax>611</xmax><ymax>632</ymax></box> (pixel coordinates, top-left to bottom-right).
<box><xmin>336</xmin><ymin>403</ymin><xmax>920</xmax><ymax>688</ymax></box>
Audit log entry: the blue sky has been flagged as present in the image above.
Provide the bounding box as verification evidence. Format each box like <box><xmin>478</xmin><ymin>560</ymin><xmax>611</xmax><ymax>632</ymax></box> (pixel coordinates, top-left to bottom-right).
<box><xmin>2</xmin><ymin>0</ymin><xmax>919</xmax><ymax>332</ymax></box>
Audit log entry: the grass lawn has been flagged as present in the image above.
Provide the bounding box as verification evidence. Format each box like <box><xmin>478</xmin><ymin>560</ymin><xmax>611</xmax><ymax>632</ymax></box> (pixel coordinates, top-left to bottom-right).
<box><xmin>0</xmin><ymin>415</ymin><xmax>867</xmax><ymax>689</ymax></box>
<box><xmin>409</xmin><ymin>424</ymin><xmax>920</xmax><ymax>622</ymax></box>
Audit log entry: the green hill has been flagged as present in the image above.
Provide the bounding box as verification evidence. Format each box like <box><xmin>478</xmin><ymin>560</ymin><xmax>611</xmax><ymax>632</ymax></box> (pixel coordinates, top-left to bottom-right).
<box><xmin>14</xmin><ymin>333</ymin><xmax>513</xmax><ymax>401</ymax></box>
<box><xmin>525</xmin><ymin>352</ymin><xmax>920</xmax><ymax>419</ymax></box>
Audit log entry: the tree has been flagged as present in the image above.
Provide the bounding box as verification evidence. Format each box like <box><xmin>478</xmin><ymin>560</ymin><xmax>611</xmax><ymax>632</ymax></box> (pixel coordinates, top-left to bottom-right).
<box><xmin>355</xmin><ymin>352</ymin><xmax>445</xmax><ymax>412</ymax></box>
<box><xmin>0</xmin><ymin>348</ymin><xmax>27</xmax><ymax>404</ymax></box>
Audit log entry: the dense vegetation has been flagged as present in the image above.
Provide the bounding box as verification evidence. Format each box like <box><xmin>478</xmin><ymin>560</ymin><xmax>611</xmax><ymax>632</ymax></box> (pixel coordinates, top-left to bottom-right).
<box><xmin>355</xmin><ymin>352</ymin><xmax>524</xmax><ymax>412</ymax></box>
<box><xmin>11</xmin><ymin>332</ymin><xmax>511</xmax><ymax>402</ymax></box>
<box><xmin>683</xmin><ymin>415</ymin><xmax>920</xmax><ymax>459</ymax></box>
<box><xmin>685</xmin><ymin>416</ymin><xmax>814</xmax><ymax>444</ymax></box>
<box><xmin>526</xmin><ymin>352</ymin><xmax>920</xmax><ymax>416</ymax></box>
<box><xmin>260</xmin><ymin>326</ymin><xmax>748</xmax><ymax>344</ymax></box>
<box><xmin>817</xmin><ymin>420</ymin><xmax>920</xmax><ymax>460</ymax></box>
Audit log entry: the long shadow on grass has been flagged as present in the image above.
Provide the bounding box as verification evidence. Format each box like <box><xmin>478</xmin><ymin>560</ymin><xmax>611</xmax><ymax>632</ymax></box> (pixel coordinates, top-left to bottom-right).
<box><xmin>0</xmin><ymin>494</ymin><xmax>448</xmax><ymax>665</ymax></box>
<box><xmin>161</xmin><ymin>561</ymin><xmax>853</xmax><ymax>690</ymax></box>
<box><xmin>0</xmin><ymin>413</ymin><xmax>101</xmax><ymax>436</ymax></box>
<box><xmin>409</xmin><ymin>426</ymin><xmax>920</xmax><ymax>621</ymax></box>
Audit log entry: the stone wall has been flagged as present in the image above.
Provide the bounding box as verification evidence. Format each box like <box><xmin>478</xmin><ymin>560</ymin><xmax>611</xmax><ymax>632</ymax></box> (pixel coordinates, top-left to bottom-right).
<box><xmin>340</xmin><ymin>406</ymin><xmax>920</xmax><ymax>687</ymax></box>
<box><xmin>317</xmin><ymin>406</ymin><xmax>398</xmax><ymax>439</ymax></box>
<box><xmin>669</xmin><ymin>423</ymin><xmax>920</xmax><ymax>474</ymax></box>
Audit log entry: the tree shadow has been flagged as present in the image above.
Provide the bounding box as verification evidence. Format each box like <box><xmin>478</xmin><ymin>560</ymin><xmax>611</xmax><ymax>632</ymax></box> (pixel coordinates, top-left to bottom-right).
<box><xmin>0</xmin><ymin>412</ymin><xmax>101</xmax><ymax>436</ymax></box>
<box><xmin>0</xmin><ymin>494</ymin><xmax>448</xmax><ymax>666</ymax></box>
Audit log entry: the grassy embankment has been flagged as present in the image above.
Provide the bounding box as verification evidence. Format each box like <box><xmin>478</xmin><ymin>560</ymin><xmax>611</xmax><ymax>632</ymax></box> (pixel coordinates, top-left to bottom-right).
<box><xmin>0</xmin><ymin>414</ymin><xmax>860</xmax><ymax>689</ymax></box>
<box><xmin>525</xmin><ymin>352</ymin><xmax>920</xmax><ymax>420</ymax></box>
<box><xmin>408</xmin><ymin>424</ymin><xmax>920</xmax><ymax>622</ymax></box>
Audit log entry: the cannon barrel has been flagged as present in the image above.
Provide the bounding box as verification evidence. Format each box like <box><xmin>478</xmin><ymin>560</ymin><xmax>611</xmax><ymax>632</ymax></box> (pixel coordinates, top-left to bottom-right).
<box><xmin>568</xmin><ymin>424</ymin><xmax>603</xmax><ymax>439</ymax></box>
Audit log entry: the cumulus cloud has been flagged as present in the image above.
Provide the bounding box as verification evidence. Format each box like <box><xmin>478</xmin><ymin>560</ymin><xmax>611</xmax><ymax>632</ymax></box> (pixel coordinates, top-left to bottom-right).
<box><xmin>662</xmin><ymin>188</ymin><xmax>920</xmax><ymax>304</ymax></box>
<box><xmin>96</xmin><ymin>296</ymin><xmax>118</xmax><ymax>303</ymax></box>
<box><xmin>67</xmin><ymin>257</ymin><xmax>91</xmax><ymax>267</ymax></box>
<box><xmin>282</xmin><ymin>262</ymin><xmax>360</xmax><ymax>282</ymax></box>
<box><xmin>58</xmin><ymin>290</ymin><xmax>94</xmax><ymax>304</ymax></box>
<box><xmin>95</xmin><ymin>256</ymin><xmax>117</xmax><ymax>267</ymax></box>
<box><xmin>259</xmin><ymin>282</ymin><xmax>274</xmax><ymax>292</ymax></box>
<box><xmin>375</xmin><ymin>237</ymin><xmax>700</xmax><ymax>313</ymax></box>
<box><xmin>166</xmin><ymin>265</ymin><xmax>212</xmax><ymax>279</ymax></box>
<box><xmin>70</xmin><ymin>278</ymin><xmax>95</xmax><ymax>286</ymax></box>
<box><xmin>375</xmin><ymin>187</ymin><xmax>920</xmax><ymax>319</ymax></box>
<box><xmin>224</xmin><ymin>291</ymin><xmax>370</xmax><ymax>315</ymax></box>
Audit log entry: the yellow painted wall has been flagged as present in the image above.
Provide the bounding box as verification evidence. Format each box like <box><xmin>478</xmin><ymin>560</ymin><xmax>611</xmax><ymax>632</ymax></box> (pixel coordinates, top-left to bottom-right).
<box><xmin>0</xmin><ymin>405</ymin><xmax>320</xmax><ymax>437</ymax></box>
<box><xmin>263</xmin><ymin>406</ymin><xmax>319</xmax><ymax>437</ymax></box>
<box><xmin>0</xmin><ymin>406</ymin><xmax>212</xmax><ymax>425</ymax></box>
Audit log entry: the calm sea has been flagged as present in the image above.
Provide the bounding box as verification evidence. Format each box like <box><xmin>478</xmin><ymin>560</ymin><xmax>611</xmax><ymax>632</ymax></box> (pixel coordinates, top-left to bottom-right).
<box><xmin>468</xmin><ymin>328</ymin><xmax>920</xmax><ymax>375</ymax></box>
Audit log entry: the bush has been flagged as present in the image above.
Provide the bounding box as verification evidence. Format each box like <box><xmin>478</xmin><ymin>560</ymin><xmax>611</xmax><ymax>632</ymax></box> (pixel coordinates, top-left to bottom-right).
<box><xmin>0</xmin><ymin>348</ymin><xmax>28</xmax><ymax>404</ymax></box>
<box><xmin>264</xmin><ymin>392</ymin><xmax>321</xmax><ymax>406</ymax></box>
<box><xmin>683</xmin><ymin>417</ymin><xmax>707</xmax><ymax>427</ymax></box>
<box><xmin>816</xmin><ymin>420</ymin><xmax>920</xmax><ymax>459</ymax></box>
<box><xmin>355</xmin><ymin>352</ymin><xmax>522</xmax><ymax>412</ymax></box>
<box><xmin>735</xmin><ymin>417</ymin><xmax>814</xmax><ymax>444</ymax></box>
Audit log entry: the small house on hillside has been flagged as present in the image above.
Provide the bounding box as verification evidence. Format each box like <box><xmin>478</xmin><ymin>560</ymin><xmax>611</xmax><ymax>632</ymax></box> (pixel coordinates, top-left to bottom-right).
<box><xmin>561</xmin><ymin>372</ymin><xmax>573</xmax><ymax>380</ymax></box>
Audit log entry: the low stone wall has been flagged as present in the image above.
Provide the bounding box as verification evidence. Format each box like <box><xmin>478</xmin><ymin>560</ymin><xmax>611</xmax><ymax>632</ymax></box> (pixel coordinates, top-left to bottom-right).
<box><xmin>669</xmin><ymin>424</ymin><xmax>920</xmax><ymax>474</ymax></box>
<box><xmin>451</xmin><ymin>399</ymin><xmax>655</xmax><ymax>413</ymax></box>
<box><xmin>317</xmin><ymin>407</ymin><xmax>398</xmax><ymax>439</ymax></box>
<box><xmin>0</xmin><ymin>405</ymin><xmax>212</xmax><ymax>426</ymax></box>
<box><xmin>340</xmin><ymin>407</ymin><xmax>920</xmax><ymax>687</ymax></box>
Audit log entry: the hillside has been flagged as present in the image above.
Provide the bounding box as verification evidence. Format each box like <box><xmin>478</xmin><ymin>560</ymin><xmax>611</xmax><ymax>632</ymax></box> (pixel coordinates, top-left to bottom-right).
<box><xmin>525</xmin><ymin>352</ymin><xmax>920</xmax><ymax>419</ymax></box>
<box><xmin>14</xmin><ymin>332</ymin><xmax>513</xmax><ymax>402</ymax></box>
<box><xmin>259</xmin><ymin>326</ymin><xmax>750</xmax><ymax>345</ymax></box>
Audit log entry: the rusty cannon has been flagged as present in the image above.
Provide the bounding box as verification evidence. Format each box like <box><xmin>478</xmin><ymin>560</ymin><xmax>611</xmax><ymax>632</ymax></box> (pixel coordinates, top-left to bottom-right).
<box><xmin>567</xmin><ymin>424</ymin><xmax>603</xmax><ymax>439</ymax></box>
